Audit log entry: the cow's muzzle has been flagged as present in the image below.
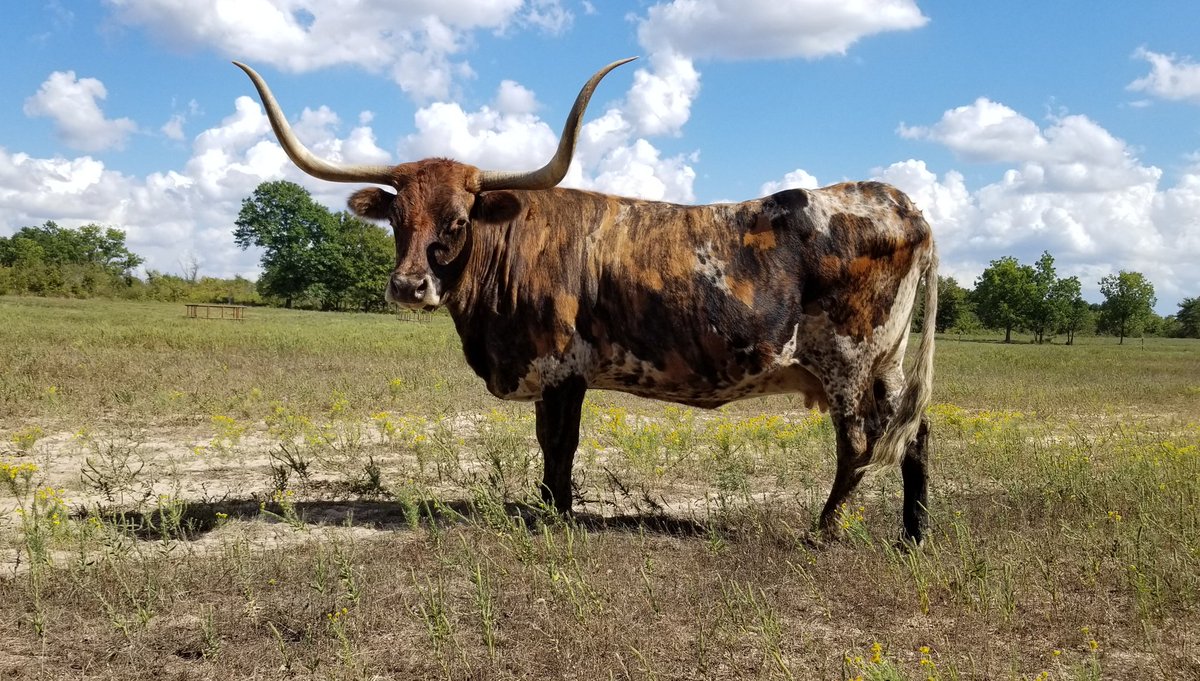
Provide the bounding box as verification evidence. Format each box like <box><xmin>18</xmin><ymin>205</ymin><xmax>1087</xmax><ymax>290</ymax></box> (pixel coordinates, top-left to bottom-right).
<box><xmin>386</xmin><ymin>273</ymin><xmax>441</xmax><ymax>309</ymax></box>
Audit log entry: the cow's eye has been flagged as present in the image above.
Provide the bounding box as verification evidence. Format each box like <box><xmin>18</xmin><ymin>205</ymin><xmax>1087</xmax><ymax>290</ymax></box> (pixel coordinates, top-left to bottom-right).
<box><xmin>444</xmin><ymin>217</ymin><xmax>468</xmax><ymax>234</ymax></box>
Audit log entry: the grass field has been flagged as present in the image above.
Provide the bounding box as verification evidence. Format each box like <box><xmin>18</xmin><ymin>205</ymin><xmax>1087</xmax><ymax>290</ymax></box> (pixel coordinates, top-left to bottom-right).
<box><xmin>1</xmin><ymin>296</ymin><xmax>1198</xmax><ymax>679</ymax></box>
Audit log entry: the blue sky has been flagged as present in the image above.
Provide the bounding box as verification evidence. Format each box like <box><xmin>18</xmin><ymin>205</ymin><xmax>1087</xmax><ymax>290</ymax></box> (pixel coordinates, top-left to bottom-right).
<box><xmin>2</xmin><ymin>1</ymin><xmax>1199</xmax><ymax>313</ymax></box>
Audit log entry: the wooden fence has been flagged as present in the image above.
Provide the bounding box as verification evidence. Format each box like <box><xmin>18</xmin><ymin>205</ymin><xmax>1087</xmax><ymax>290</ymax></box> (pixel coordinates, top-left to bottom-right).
<box><xmin>395</xmin><ymin>310</ymin><xmax>434</xmax><ymax>323</ymax></box>
<box><xmin>185</xmin><ymin>304</ymin><xmax>246</xmax><ymax>320</ymax></box>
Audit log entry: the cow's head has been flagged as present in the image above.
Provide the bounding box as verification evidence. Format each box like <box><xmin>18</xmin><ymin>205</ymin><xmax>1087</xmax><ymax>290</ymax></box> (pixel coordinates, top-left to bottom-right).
<box><xmin>234</xmin><ymin>59</ymin><xmax>633</xmax><ymax>310</ymax></box>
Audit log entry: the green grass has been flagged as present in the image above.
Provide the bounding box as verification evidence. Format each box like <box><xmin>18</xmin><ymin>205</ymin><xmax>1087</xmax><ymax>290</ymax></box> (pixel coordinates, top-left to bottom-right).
<box><xmin>1</xmin><ymin>295</ymin><xmax>1198</xmax><ymax>679</ymax></box>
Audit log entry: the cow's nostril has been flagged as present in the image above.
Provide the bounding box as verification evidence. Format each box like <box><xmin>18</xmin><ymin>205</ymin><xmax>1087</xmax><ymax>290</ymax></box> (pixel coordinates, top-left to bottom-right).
<box><xmin>412</xmin><ymin>278</ymin><xmax>428</xmax><ymax>299</ymax></box>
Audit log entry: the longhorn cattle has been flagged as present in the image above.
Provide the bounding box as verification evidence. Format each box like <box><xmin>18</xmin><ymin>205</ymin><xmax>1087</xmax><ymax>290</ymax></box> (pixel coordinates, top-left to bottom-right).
<box><xmin>236</xmin><ymin>58</ymin><xmax>938</xmax><ymax>542</ymax></box>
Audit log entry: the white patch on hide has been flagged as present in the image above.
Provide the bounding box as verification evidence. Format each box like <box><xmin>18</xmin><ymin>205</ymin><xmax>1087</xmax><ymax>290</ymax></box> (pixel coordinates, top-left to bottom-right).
<box><xmin>509</xmin><ymin>337</ymin><xmax>596</xmax><ymax>400</ymax></box>
<box><xmin>776</xmin><ymin>323</ymin><xmax>801</xmax><ymax>368</ymax></box>
<box><xmin>693</xmin><ymin>242</ymin><xmax>733</xmax><ymax>297</ymax></box>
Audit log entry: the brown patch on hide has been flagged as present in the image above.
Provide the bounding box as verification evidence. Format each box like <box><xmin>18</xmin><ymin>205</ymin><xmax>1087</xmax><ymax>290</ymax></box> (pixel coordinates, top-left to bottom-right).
<box><xmin>742</xmin><ymin>213</ymin><xmax>777</xmax><ymax>250</ymax></box>
<box><xmin>724</xmin><ymin>276</ymin><xmax>755</xmax><ymax>307</ymax></box>
<box><xmin>552</xmin><ymin>292</ymin><xmax>580</xmax><ymax>352</ymax></box>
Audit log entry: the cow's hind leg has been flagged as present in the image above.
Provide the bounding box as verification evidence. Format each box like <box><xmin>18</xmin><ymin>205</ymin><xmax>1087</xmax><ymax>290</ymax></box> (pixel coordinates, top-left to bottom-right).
<box><xmin>900</xmin><ymin>416</ymin><xmax>931</xmax><ymax>544</ymax></box>
<box><xmin>534</xmin><ymin>375</ymin><xmax>587</xmax><ymax>514</ymax></box>
<box><xmin>817</xmin><ymin>413</ymin><xmax>870</xmax><ymax>539</ymax></box>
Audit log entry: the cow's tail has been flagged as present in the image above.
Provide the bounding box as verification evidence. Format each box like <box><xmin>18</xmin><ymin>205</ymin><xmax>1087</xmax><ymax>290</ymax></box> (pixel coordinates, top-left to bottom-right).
<box><xmin>869</xmin><ymin>243</ymin><xmax>938</xmax><ymax>470</ymax></box>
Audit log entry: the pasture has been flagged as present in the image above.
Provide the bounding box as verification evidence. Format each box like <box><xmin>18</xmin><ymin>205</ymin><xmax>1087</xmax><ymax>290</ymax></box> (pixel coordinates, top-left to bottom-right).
<box><xmin>1</xmin><ymin>296</ymin><xmax>1198</xmax><ymax>679</ymax></box>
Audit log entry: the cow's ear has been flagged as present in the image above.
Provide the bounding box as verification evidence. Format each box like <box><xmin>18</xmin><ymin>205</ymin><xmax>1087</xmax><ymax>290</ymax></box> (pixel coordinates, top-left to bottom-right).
<box><xmin>471</xmin><ymin>191</ymin><xmax>523</xmax><ymax>225</ymax></box>
<box><xmin>348</xmin><ymin>188</ymin><xmax>395</xmax><ymax>220</ymax></box>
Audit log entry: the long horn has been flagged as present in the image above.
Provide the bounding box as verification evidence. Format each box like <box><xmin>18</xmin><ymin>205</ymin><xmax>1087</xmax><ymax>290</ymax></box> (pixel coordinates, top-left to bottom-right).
<box><xmin>478</xmin><ymin>57</ymin><xmax>637</xmax><ymax>191</ymax></box>
<box><xmin>233</xmin><ymin>62</ymin><xmax>396</xmax><ymax>185</ymax></box>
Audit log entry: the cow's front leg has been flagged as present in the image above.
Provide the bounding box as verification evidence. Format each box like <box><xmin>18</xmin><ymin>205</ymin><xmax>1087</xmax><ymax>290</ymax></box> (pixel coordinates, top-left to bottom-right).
<box><xmin>534</xmin><ymin>375</ymin><xmax>587</xmax><ymax>513</ymax></box>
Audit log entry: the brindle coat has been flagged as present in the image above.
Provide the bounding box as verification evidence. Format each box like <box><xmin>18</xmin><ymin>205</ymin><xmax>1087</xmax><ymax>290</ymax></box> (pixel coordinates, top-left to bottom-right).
<box><xmin>240</xmin><ymin>61</ymin><xmax>938</xmax><ymax>542</ymax></box>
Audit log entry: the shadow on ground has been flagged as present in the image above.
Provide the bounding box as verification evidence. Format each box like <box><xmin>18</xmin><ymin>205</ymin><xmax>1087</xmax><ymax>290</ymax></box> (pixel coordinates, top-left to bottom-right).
<box><xmin>76</xmin><ymin>494</ymin><xmax>715</xmax><ymax>543</ymax></box>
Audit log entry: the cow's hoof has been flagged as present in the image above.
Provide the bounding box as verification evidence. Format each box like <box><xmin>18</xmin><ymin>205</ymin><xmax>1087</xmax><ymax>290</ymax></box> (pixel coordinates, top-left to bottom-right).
<box><xmin>802</xmin><ymin>526</ymin><xmax>841</xmax><ymax>548</ymax></box>
<box><xmin>893</xmin><ymin>533</ymin><xmax>926</xmax><ymax>553</ymax></box>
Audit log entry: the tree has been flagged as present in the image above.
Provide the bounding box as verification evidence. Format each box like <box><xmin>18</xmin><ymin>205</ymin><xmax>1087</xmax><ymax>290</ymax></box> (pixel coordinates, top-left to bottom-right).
<box><xmin>324</xmin><ymin>212</ymin><xmax>395</xmax><ymax>312</ymax></box>
<box><xmin>0</xmin><ymin>221</ymin><xmax>142</xmax><ymax>275</ymax></box>
<box><xmin>972</xmin><ymin>256</ymin><xmax>1036</xmax><ymax>342</ymax></box>
<box><xmin>1098</xmin><ymin>271</ymin><xmax>1156</xmax><ymax>344</ymax></box>
<box><xmin>1</xmin><ymin>221</ymin><xmax>143</xmax><ymax>297</ymax></box>
<box><xmin>1025</xmin><ymin>252</ymin><xmax>1065</xmax><ymax>343</ymax></box>
<box><xmin>235</xmin><ymin>181</ymin><xmax>336</xmax><ymax>308</ymax></box>
<box><xmin>234</xmin><ymin>181</ymin><xmax>394</xmax><ymax>310</ymax></box>
<box><xmin>935</xmin><ymin>276</ymin><xmax>971</xmax><ymax>333</ymax></box>
<box><xmin>1060</xmin><ymin>284</ymin><xmax>1099</xmax><ymax>342</ymax></box>
<box><xmin>1176</xmin><ymin>297</ymin><xmax>1200</xmax><ymax>339</ymax></box>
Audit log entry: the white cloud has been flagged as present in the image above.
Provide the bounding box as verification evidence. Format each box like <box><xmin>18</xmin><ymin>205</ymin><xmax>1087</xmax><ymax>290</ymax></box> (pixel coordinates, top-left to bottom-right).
<box><xmin>1128</xmin><ymin>47</ymin><xmax>1200</xmax><ymax>105</ymax></box>
<box><xmin>23</xmin><ymin>71</ymin><xmax>137</xmax><ymax>152</ymax></box>
<box><xmin>616</xmin><ymin>0</ymin><xmax>927</xmax><ymax>140</ymax></box>
<box><xmin>889</xmin><ymin>99</ymin><xmax>1200</xmax><ymax>310</ymax></box>
<box><xmin>624</xmin><ymin>52</ymin><xmax>701</xmax><ymax>137</ymax></box>
<box><xmin>0</xmin><ymin>59</ymin><xmax>706</xmax><ymax>290</ymax></box>
<box><xmin>898</xmin><ymin>98</ymin><xmax>1157</xmax><ymax>193</ymax></box>
<box><xmin>0</xmin><ymin>90</ymin><xmax>401</xmax><ymax>282</ymax></box>
<box><xmin>401</xmin><ymin>100</ymin><xmax>559</xmax><ymax>173</ymax></box>
<box><xmin>580</xmin><ymin>139</ymin><xmax>697</xmax><ymax>203</ymax></box>
<box><xmin>161</xmin><ymin>114</ymin><xmax>186</xmax><ymax>141</ymax></box>
<box><xmin>520</xmin><ymin>0</ymin><xmax>573</xmax><ymax>34</ymax></box>
<box><xmin>606</xmin><ymin>0</ymin><xmax>928</xmax><ymax>195</ymax></box>
<box><xmin>899</xmin><ymin>98</ymin><xmax>1045</xmax><ymax>163</ymax></box>
<box><xmin>495</xmin><ymin>80</ymin><xmax>539</xmax><ymax>115</ymax></box>
<box><xmin>638</xmin><ymin>0</ymin><xmax>927</xmax><ymax>60</ymax></box>
<box><xmin>7</xmin><ymin>72</ymin><xmax>1200</xmax><ymax>312</ymax></box>
<box><xmin>103</xmin><ymin>0</ymin><xmax>525</xmax><ymax>100</ymax></box>
<box><xmin>399</xmin><ymin>81</ymin><xmax>697</xmax><ymax>202</ymax></box>
<box><xmin>760</xmin><ymin>168</ymin><xmax>820</xmax><ymax>196</ymax></box>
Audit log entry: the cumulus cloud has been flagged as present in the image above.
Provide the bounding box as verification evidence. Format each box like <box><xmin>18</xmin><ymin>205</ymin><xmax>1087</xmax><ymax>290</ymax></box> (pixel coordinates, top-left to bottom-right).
<box><xmin>581</xmin><ymin>139</ymin><xmax>697</xmax><ymax>202</ymax></box>
<box><xmin>103</xmin><ymin>0</ymin><xmax>525</xmax><ymax>99</ymax></box>
<box><xmin>399</xmin><ymin>79</ymin><xmax>697</xmax><ymax>202</ymax></box>
<box><xmin>603</xmin><ymin>0</ymin><xmax>929</xmax><ymax>196</ymax></box>
<box><xmin>624</xmin><ymin>52</ymin><xmax>701</xmax><ymax>137</ymax></box>
<box><xmin>760</xmin><ymin>169</ymin><xmax>820</xmax><ymax>196</ymax></box>
<box><xmin>898</xmin><ymin>98</ymin><xmax>1157</xmax><ymax>193</ymax></box>
<box><xmin>161</xmin><ymin>114</ymin><xmax>186</xmax><ymax>141</ymax></box>
<box><xmin>638</xmin><ymin>0</ymin><xmax>927</xmax><ymax>60</ymax></box>
<box><xmin>519</xmin><ymin>0</ymin><xmax>573</xmax><ymax>34</ymax></box>
<box><xmin>0</xmin><ymin>90</ymin><xmax>401</xmax><ymax>281</ymax></box>
<box><xmin>401</xmin><ymin>100</ymin><xmax>558</xmax><ymax>173</ymax></box>
<box><xmin>888</xmin><ymin>98</ymin><xmax>1199</xmax><ymax>309</ymax></box>
<box><xmin>23</xmin><ymin>71</ymin><xmax>137</xmax><ymax>152</ymax></box>
<box><xmin>495</xmin><ymin>80</ymin><xmax>539</xmax><ymax>115</ymax></box>
<box><xmin>161</xmin><ymin>99</ymin><xmax>202</xmax><ymax>141</ymax></box>
<box><xmin>1128</xmin><ymin>47</ymin><xmax>1200</xmax><ymax>104</ymax></box>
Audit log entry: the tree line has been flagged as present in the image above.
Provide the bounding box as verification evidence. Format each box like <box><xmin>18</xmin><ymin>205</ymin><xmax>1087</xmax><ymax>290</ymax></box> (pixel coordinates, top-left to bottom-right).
<box><xmin>3</xmin><ymin>180</ymin><xmax>1199</xmax><ymax>335</ymax></box>
<box><xmin>920</xmin><ymin>252</ymin><xmax>1199</xmax><ymax>342</ymax></box>
<box><xmin>0</xmin><ymin>220</ymin><xmax>261</xmax><ymax>305</ymax></box>
<box><xmin>0</xmin><ymin>181</ymin><xmax>394</xmax><ymax>312</ymax></box>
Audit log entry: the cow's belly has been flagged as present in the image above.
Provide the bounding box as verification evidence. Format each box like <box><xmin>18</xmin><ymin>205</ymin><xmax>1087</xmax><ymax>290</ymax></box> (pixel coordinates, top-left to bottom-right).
<box><xmin>590</xmin><ymin>356</ymin><xmax>829</xmax><ymax>410</ymax></box>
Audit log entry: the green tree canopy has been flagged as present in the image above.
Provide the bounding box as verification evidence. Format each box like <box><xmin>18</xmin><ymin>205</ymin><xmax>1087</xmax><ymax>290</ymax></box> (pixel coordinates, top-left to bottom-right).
<box><xmin>1054</xmin><ymin>276</ymin><xmax>1091</xmax><ymax>345</ymax></box>
<box><xmin>235</xmin><ymin>181</ymin><xmax>333</xmax><ymax>307</ymax></box>
<box><xmin>234</xmin><ymin>181</ymin><xmax>393</xmax><ymax>310</ymax></box>
<box><xmin>972</xmin><ymin>256</ymin><xmax>1036</xmax><ymax>343</ymax></box>
<box><xmin>0</xmin><ymin>221</ymin><xmax>143</xmax><ymax>275</ymax></box>
<box><xmin>1175</xmin><ymin>297</ymin><xmax>1200</xmax><ymax>339</ymax></box>
<box><xmin>1098</xmin><ymin>271</ymin><xmax>1156</xmax><ymax>344</ymax></box>
<box><xmin>1025</xmin><ymin>252</ymin><xmax>1061</xmax><ymax>343</ymax></box>
<box><xmin>934</xmin><ymin>275</ymin><xmax>972</xmax><ymax>333</ymax></box>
